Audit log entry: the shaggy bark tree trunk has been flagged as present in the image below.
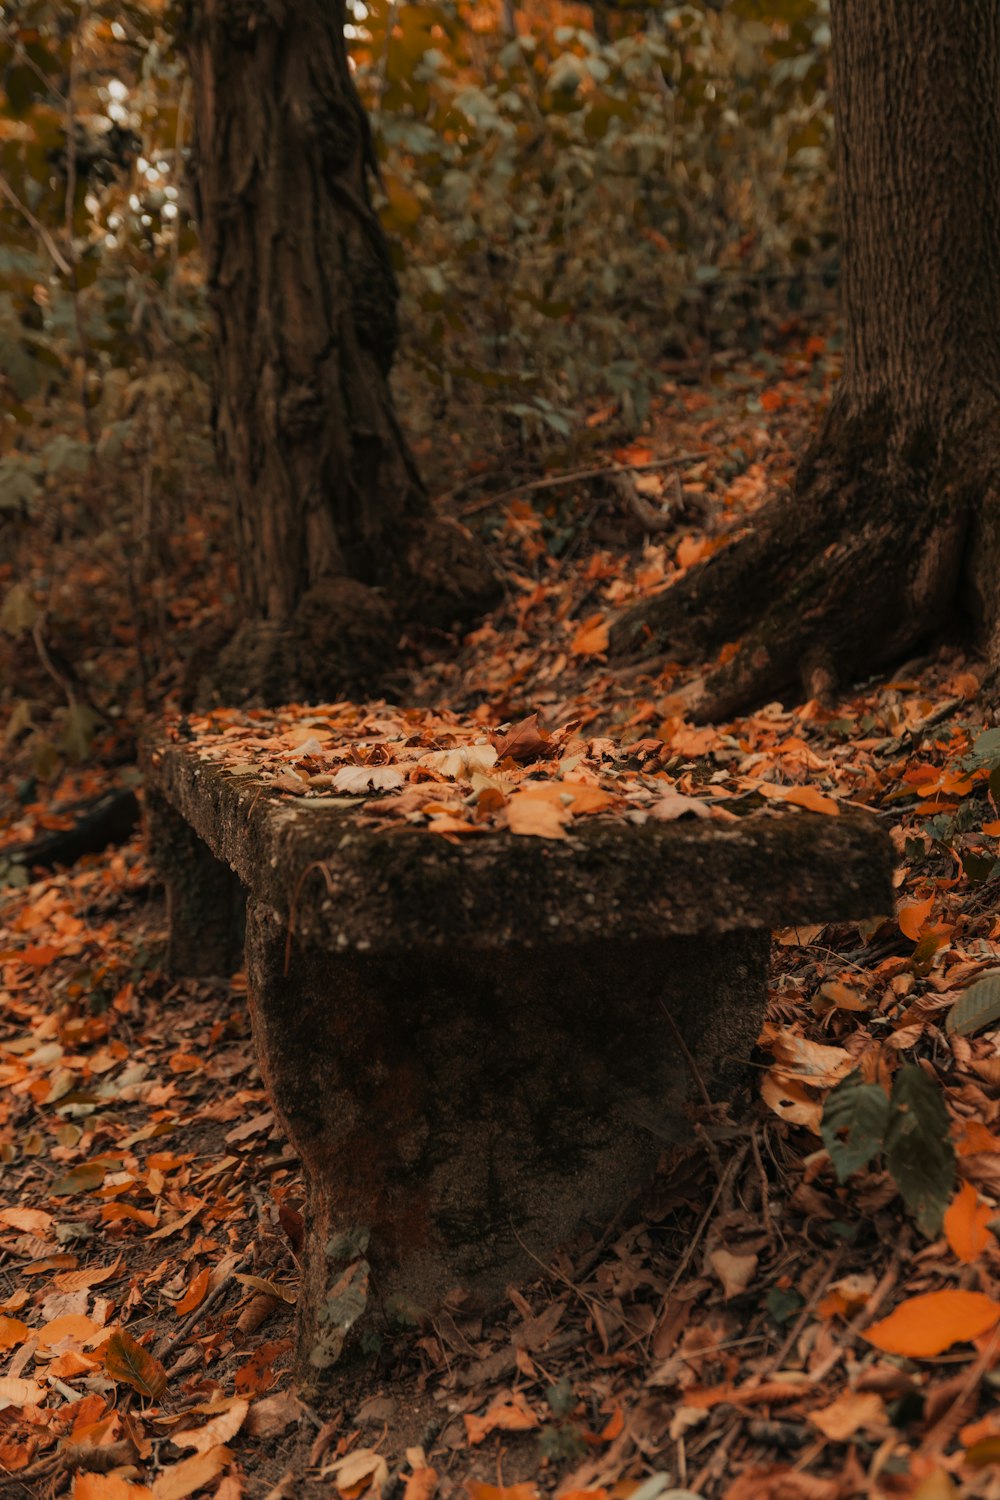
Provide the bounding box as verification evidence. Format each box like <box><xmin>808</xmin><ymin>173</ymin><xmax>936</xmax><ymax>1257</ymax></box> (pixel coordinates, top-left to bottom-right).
<box><xmin>611</xmin><ymin>0</ymin><xmax>1000</xmax><ymax>719</ymax></box>
<box><xmin>182</xmin><ymin>0</ymin><xmax>495</xmax><ymax>703</ymax></box>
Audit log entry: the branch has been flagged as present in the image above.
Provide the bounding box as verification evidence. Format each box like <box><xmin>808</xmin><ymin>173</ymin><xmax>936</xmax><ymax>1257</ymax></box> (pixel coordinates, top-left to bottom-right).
<box><xmin>0</xmin><ymin>171</ymin><xmax>73</xmax><ymax>277</ymax></box>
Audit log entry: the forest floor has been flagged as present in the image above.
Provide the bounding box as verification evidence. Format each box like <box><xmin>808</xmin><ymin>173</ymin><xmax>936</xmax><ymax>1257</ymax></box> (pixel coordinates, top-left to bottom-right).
<box><xmin>2</xmin><ymin>325</ymin><xmax>1000</xmax><ymax>1500</ymax></box>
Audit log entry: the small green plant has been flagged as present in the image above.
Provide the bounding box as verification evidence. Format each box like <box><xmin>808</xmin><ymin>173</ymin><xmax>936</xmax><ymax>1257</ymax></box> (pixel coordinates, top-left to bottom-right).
<box><xmin>821</xmin><ymin>1063</ymin><xmax>955</xmax><ymax>1236</ymax></box>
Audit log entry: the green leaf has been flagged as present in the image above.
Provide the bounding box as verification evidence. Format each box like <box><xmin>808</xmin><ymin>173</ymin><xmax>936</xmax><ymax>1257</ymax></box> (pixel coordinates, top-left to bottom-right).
<box><xmin>820</xmin><ymin>1069</ymin><xmax>889</xmax><ymax>1182</ymax></box>
<box><xmin>946</xmin><ymin>970</ymin><xmax>1000</xmax><ymax>1037</ymax></box>
<box><xmin>884</xmin><ymin>1065</ymin><xmax>955</xmax><ymax>1237</ymax></box>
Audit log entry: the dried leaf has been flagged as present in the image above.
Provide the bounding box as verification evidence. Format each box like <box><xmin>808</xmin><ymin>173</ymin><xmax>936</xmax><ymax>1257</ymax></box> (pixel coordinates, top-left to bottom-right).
<box><xmin>946</xmin><ymin>971</ymin><xmax>1000</xmax><ymax>1036</ymax></box>
<box><xmin>709</xmin><ymin>1249</ymin><xmax>758</xmax><ymax>1300</ymax></box>
<box><xmin>944</xmin><ymin>1181</ymin><xmax>993</xmax><ymax>1263</ymax></box>
<box><xmin>866</xmin><ymin>1290</ymin><xmax>1000</xmax><ymax>1358</ymax></box>
<box><xmin>899</xmin><ymin>897</ymin><xmax>934</xmax><ymax>941</ymax></box>
<box><xmin>0</xmin><ymin>1208</ymin><xmax>53</xmax><ymax>1235</ymax></box>
<box><xmin>73</xmin><ymin>1476</ymin><xmax>154</xmax><ymax>1499</ymax></box>
<box><xmin>171</xmin><ymin>1398</ymin><xmax>248</xmax><ymax>1453</ymax></box>
<box><xmin>151</xmin><ymin>1445</ymin><xmax>230</xmax><ymax>1499</ymax></box>
<box><xmin>506</xmin><ymin>793</ymin><xmax>569</xmax><ymax>839</ymax></box>
<box><xmin>104</xmin><ymin>1329</ymin><xmax>168</xmax><ymax>1400</ymax></box>
<box><xmin>809</xmin><ymin>1391</ymin><xmax>886</xmax><ymax>1441</ymax></box>
<box><xmin>465</xmin><ymin>1391</ymin><xmax>538</xmax><ymax>1445</ymax></box>
<box><xmin>174</xmin><ymin>1268</ymin><xmax>210</xmax><ymax>1317</ymax></box>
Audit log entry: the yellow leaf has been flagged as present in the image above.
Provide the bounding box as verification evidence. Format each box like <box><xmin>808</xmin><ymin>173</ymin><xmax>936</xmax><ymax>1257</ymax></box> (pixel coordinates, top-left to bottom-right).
<box><xmin>944</xmin><ymin>1180</ymin><xmax>993</xmax><ymax>1263</ymax></box>
<box><xmin>866</xmin><ymin>1289</ymin><xmax>1000</xmax><ymax>1358</ymax></box>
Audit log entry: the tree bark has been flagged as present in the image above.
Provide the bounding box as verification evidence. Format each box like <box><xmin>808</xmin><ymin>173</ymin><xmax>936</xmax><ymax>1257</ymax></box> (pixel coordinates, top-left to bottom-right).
<box><xmin>182</xmin><ymin>0</ymin><xmax>495</xmax><ymax>703</ymax></box>
<box><xmin>611</xmin><ymin>0</ymin><xmax>1000</xmax><ymax>719</ymax></box>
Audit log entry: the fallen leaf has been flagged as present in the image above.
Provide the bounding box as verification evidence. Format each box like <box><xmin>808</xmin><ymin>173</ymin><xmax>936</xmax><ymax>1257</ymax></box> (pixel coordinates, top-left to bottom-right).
<box><xmin>570</xmin><ymin>613</ymin><xmax>610</xmax><ymax>656</ymax></box>
<box><xmin>245</xmin><ymin>1390</ymin><xmax>304</xmax><ymax>1438</ymax></box>
<box><xmin>104</xmin><ymin>1329</ymin><xmax>168</xmax><ymax>1400</ymax></box>
<box><xmin>710</xmin><ymin>1249</ymin><xmax>758</xmax><ymax>1300</ymax></box>
<box><xmin>506</xmin><ymin>794</ymin><xmax>569</xmax><ymax>839</ymax></box>
<box><xmin>171</xmin><ymin>1398</ymin><xmax>248</xmax><ymax>1453</ymax></box>
<box><xmin>866</xmin><ymin>1290</ymin><xmax>1000</xmax><ymax>1358</ymax></box>
<box><xmin>73</xmin><ymin>1476</ymin><xmax>154</xmax><ymax>1499</ymax></box>
<box><xmin>325</xmin><ymin>1447</ymin><xmax>390</xmax><ymax>1498</ymax></box>
<box><xmin>465</xmin><ymin>1391</ymin><xmax>538</xmax><ymax>1445</ymax></box>
<box><xmin>0</xmin><ymin>1376</ymin><xmax>45</xmax><ymax>1408</ymax></box>
<box><xmin>0</xmin><ymin>1317</ymin><xmax>28</xmax><ymax>1350</ymax></box>
<box><xmin>0</xmin><ymin>1208</ymin><xmax>53</xmax><ymax>1235</ymax></box>
<box><xmin>809</xmin><ymin>1390</ymin><xmax>886</xmax><ymax>1441</ymax></box>
<box><xmin>174</xmin><ymin>1268</ymin><xmax>210</xmax><ymax>1317</ymax></box>
<box><xmin>899</xmin><ymin>897</ymin><xmax>934</xmax><ymax>941</ymax></box>
<box><xmin>151</xmin><ymin>1445</ymin><xmax>230</xmax><ymax>1499</ymax></box>
<box><xmin>403</xmin><ymin>1469</ymin><xmax>438</xmax><ymax>1500</ymax></box>
<box><xmin>944</xmin><ymin>1181</ymin><xmax>993</xmax><ymax>1263</ymax></box>
<box><xmin>466</xmin><ymin>1487</ymin><xmax>538</xmax><ymax>1500</ymax></box>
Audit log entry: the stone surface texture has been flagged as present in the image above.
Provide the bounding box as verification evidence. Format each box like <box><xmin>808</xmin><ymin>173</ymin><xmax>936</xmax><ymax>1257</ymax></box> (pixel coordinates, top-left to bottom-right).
<box><xmin>145</xmin><ymin>730</ymin><xmax>894</xmax><ymax>1372</ymax></box>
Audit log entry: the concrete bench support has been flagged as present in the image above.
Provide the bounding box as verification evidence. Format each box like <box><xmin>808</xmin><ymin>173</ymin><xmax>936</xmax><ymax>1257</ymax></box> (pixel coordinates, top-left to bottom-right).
<box><xmin>146</xmin><ymin>727</ymin><xmax>893</xmax><ymax>1373</ymax></box>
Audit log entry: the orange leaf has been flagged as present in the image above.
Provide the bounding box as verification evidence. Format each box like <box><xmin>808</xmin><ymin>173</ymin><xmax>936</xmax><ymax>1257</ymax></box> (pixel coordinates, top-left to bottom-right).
<box><xmin>36</xmin><ymin>1314</ymin><xmax>99</xmax><ymax>1348</ymax></box>
<box><xmin>506</xmin><ymin>794</ymin><xmax>569</xmax><ymax>840</ymax></box>
<box><xmin>983</xmin><ymin>821</ymin><xmax>1000</xmax><ymax>836</ymax></box>
<box><xmin>403</xmin><ymin>1469</ymin><xmax>439</xmax><ymax>1500</ymax></box>
<box><xmin>104</xmin><ymin>1328</ymin><xmax>168</xmax><ymax>1400</ymax></box>
<box><xmin>0</xmin><ymin>1317</ymin><xmax>28</xmax><ymax>1350</ymax></box>
<box><xmin>570</xmin><ymin>614</ymin><xmax>609</xmax><ymax>657</ymax></box>
<box><xmin>944</xmin><ymin>1181</ymin><xmax>993</xmax><ymax>1263</ymax></box>
<box><xmin>464</xmin><ymin>1392</ymin><xmax>538</xmax><ymax>1446</ymax></box>
<box><xmin>74</xmin><ymin>1476</ymin><xmax>153</xmax><ymax>1499</ymax></box>
<box><xmin>866</xmin><ymin>1290</ymin><xmax>1000</xmax><ymax>1358</ymax></box>
<box><xmin>466</xmin><ymin>1487</ymin><xmax>537</xmax><ymax>1500</ymax></box>
<box><xmin>150</xmin><ymin>1445</ymin><xmax>230</xmax><ymax>1499</ymax></box>
<box><xmin>175</xmin><ymin>1267</ymin><xmax>210</xmax><ymax>1318</ymax></box>
<box><xmin>899</xmin><ymin>897</ymin><xmax>934</xmax><ymax>941</ymax></box>
<box><xmin>0</xmin><ymin>1207</ymin><xmax>53</xmax><ymax>1235</ymax></box>
<box><xmin>755</xmin><ymin>782</ymin><xmax>839</xmax><ymax>815</ymax></box>
<box><xmin>955</xmin><ymin>1120</ymin><xmax>1000</xmax><ymax>1157</ymax></box>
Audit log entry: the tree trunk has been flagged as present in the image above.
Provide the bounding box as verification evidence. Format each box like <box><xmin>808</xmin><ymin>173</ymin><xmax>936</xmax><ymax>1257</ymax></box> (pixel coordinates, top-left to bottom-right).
<box><xmin>182</xmin><ymin>0</ymin><xmax>495</xmax><ymax>703</ymax></box>
<box><xmin>611</xmin><ymin>0</ymin><xmax>1000</xmax><ymax>719</ymax></box>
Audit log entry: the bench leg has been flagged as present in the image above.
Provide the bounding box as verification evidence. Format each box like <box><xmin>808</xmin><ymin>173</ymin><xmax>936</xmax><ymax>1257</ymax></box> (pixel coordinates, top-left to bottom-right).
<box><xmin>145</xmin><ymin>792</ymin><xmax>246</xmax><ymax>978</ymax></box>
<box><xmin>244</xmin><ymin>896</ymin><xmax>769</xmax><ymax>1374</ymax></box>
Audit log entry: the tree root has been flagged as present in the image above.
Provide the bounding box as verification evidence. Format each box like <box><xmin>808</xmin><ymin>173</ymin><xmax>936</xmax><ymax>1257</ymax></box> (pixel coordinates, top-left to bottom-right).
<box><xmin>610</xmin><ymin>439</ymin><xmax>975</xmax><ymax>722</ymax></box>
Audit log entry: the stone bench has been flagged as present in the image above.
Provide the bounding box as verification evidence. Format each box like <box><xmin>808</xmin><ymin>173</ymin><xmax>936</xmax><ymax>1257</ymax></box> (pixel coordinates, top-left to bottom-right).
<box><xmin>145</xmin><ymin>713</ymin><xmax>892</xmax><ymax>1375</ymax></box>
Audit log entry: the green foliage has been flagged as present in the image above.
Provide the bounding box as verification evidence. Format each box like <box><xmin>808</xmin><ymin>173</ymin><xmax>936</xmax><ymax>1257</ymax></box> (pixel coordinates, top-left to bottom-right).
<box><xmin>0</xmin><ymin>0</ymin><xmax>834</xmax><ymax>481</ymax></box>
<box><xmin>821</xmin><ymin>1064</ymin><xmax>956</xmax><ymax>1237</ymax></box>
<box><xmin>353</xmin><ymin>0</ymin><xmax>835</xmax><ymax>449</ymax></box>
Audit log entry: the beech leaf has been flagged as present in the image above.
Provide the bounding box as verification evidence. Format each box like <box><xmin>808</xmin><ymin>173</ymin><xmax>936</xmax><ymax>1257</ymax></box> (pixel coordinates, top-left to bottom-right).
<box><xmin>945</xmin><ymin>970</ymin><xmax>1000</xmax><ymax>1037</ymax></box>
<box><xmin>866</xmin><ymin>1289</ymin><xmax>1000</xmax><ymax>1358</ymax></box>
<box><xmin>821</xmin><ymin>1070</ymin><xmax>889</xmax><ymax>1182</ymax></box>
<box><xmin>104</xmin><ymin>1328</ymin><xmax>168</xmax><ymax>1400</ymax></box>
<box><xmin>884</xmin><ymin>1065</ymin><xmax>955</xmax><ymax>1237</ymax></box>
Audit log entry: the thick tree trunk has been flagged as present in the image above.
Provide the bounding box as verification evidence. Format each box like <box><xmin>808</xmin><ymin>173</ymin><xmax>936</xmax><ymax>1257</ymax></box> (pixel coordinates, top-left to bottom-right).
<box><xmin>183</xmin><ymin>0</ymin><xmax>495</xmax><ymax>702</ymax></box>
<box><xmin>612</xmin><ymin>0</ymin><xmax>1000</xmax><ymax>719</ymax></box>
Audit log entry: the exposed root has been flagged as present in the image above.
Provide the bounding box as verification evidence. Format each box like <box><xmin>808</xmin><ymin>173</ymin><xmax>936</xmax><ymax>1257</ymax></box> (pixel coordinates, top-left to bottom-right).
<box><xmin>611</xmin><ymin>416</ymin><xmax>985</xmax><ymax>722</ymax></box>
